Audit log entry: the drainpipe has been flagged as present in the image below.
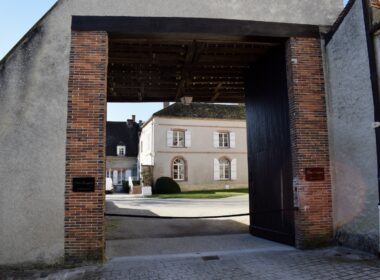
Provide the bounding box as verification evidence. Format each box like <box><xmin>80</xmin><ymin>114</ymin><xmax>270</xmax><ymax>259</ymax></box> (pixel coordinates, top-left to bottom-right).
<box><xmin>362</xmin><ymin>0</ymin><xmax>380</xmax><ymax>255</ymax></box>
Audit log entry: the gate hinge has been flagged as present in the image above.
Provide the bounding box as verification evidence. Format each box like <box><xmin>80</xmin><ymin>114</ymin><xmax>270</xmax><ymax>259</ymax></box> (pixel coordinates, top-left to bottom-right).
<box><xmin>372</xmin><ymin>122</ymin><xmax>380</xmax><ymax>128</ymax></box>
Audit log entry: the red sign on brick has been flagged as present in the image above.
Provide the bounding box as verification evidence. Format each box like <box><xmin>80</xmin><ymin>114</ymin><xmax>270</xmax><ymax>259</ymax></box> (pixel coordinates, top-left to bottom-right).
<box><xmin>305</xmin><ymin>168</ymin><xmax>325</xmax><ymax>181</ymax></box>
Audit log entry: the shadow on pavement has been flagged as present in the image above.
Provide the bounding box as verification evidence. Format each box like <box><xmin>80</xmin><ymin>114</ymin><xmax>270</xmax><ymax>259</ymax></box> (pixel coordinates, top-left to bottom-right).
<box><xmin>105</xmin><ymin>200</ymin><xmax>249</xmax><ymax>240</ymax></box>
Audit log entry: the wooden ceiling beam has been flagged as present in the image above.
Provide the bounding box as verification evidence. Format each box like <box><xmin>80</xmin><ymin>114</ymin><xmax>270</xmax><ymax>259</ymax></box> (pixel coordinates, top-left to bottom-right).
<box><xmin>106</xmin><ymin>37</ymin><xmax>274</xmax><ymax>102</ymax></box>
<box><xmin>138</xmin><ymin>83</ymin><xmax>145</xmax><ymax>101</ymax></box>
<box><xmin>175</xmin><ymin>40</ymin><xmax>199</xmax><ymax>101</ymax></box>
<box><xmin>108</xmin><ymin>96</ymin><xmax>245</xmax><ymax>103</ymax></box>
<box><xmin>211</xmin><ymin>83</ymin><xmax>223</xmax><ymax>102</ymax></box>
<box><xmin>109</xmin><ymin>36</ymin><xmax>281</xmax><ymax>46</ymax></box>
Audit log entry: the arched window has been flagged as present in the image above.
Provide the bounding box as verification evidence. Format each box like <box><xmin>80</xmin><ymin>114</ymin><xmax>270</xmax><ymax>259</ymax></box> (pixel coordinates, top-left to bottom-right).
<box><xmin>219</xmin><ymin>157</ymin><xmax>231</xmax><ymax>180</ymax></box>
<box><xmin>172</xmin><ymin>157</ymin><xmax>186</xmax><ymax>181</ymax></box>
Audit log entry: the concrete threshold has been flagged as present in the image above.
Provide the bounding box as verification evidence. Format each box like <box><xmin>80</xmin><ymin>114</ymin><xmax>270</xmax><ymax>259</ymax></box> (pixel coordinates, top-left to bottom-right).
<box><xmin>106</xmin><ymin>233</ymin><xmax>294</xmax><ymax>260</ymax></box>
<box><xmin>108</xmin><ymin>246</ymin><xmax>296</xmax><ymax>263</ymax></box>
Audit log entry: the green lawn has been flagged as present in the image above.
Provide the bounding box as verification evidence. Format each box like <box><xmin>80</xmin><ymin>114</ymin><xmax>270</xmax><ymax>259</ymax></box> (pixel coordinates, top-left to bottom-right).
<box><xmin>151</xmin><ymin>188</ymin><xmax>248</xmax><ymax>199</ymax></box>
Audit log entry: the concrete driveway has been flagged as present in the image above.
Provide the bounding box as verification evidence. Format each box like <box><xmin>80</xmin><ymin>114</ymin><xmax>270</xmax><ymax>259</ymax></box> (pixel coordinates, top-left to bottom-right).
<box><xmin>106</xmin><ymin>194</ymin><xmax>249</xmax><ymax>240</ymax></box>
<box><xmin>105</xmin><ymin>194</ymin><xmax>250</xmax><ymax>258</ymax></box>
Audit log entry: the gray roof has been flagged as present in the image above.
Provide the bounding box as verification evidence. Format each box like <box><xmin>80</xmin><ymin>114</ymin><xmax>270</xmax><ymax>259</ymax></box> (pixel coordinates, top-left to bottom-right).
<box><xmin>106</xmin><ymin>121</ymin><xmax>140</xmax><ymax>157</ymax></box>
<box><xmin>153</xmin><ymin>103</ymin><xmax>246</xmax><ymax>120</ymax></box>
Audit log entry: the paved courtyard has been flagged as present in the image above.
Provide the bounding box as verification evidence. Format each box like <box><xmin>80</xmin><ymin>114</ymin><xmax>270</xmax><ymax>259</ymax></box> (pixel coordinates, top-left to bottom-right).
<box><xmin>105</xmin><ymin>194</ymin><xmax>250</xmax><ymax>258</ymax></box>
<box><xmin>2</xmin><ymin>243</ymin><xmax>380</xmax><ymax>280</ymax></box>
<box><xmin>106</xmin><ymin>194</ymin><xmax>250</xmax><ymax>240</ymax></box>
<box><xmin>3</xmin><ymin>195</ymin><xmax>379</xmax><ymax>279</ymax></box>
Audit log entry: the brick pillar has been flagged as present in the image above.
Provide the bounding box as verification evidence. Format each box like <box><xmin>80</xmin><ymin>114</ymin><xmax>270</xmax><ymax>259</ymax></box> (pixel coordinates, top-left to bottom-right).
<box><xmin>65</xmin><ymin>31</ymin><xmax>108</xmax><ymax>262</ymax></box>
<box><xmin>286</xmin><ymin>37</ymin><xmax>333</xmax><ymax>248</ymax></box>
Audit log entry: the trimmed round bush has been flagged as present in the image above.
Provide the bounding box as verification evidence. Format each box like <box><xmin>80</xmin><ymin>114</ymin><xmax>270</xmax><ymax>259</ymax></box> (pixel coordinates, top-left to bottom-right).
<box><xmin>154</xmin><ymin>177</ymin><xmax>181</xmax><ymax>194</ymax></box>
<box><xmin>122</xmin><ymin>180</ymin><xmax>130</xmax><ymax>194</ymax></box>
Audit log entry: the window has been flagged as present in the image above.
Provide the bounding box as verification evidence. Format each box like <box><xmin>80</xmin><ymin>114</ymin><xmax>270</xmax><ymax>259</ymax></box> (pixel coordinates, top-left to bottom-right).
<box><xmin>112</xmin><ymin>170</ymin><xmax>118</xmax><ymax>185</ymax></box>
<box><xmin>219</xmin><ymin>158</ymin><xmax>231</xmax><ymax>180</ymax></box>
<box><xmin>173</xmin><ymin>130</ymin><xmax>185</xmax><ymax>147</ymax></box>
<box><xmin>172</xmin><ymin>157</ymin><xmax>186</xmax><ymax>181</ymax></box>
<box><xmin>168</xmin><ymin>130</ymin><xmax>191</xmax><ymax>148</ymax></box>
<box><xmin>219</xmin><ymin>132</ymin><xmax>230</xmax><ymax>148</ymax></box>
<box><xmin>117</xmin><ymin>145</ymin><xmax>126</xmax><ymax>156</ymax></box>
<box><xmin>118</xmin><ymin>169</ymin><xmax>123</xmax><ymax>184</ymax></box>
<box><xmin>214</xmin><ymin>131</ymin><xmax>235</xmax><ymax>148</ymax></box>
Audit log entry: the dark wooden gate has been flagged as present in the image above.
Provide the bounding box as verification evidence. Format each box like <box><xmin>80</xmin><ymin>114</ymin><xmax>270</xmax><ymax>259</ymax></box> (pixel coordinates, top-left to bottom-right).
<box><xmin>245</xmin><ymin>46</ymin><xmax>295</xmax><ymax>245</ymax></box>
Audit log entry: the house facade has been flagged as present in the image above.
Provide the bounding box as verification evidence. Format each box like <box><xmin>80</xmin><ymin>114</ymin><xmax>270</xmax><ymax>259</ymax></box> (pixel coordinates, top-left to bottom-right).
<box><xmin>106</xmin><ymin>117</ymin><xmax>140</xmax><ymax>190</ymax></box>
<box><xmin>139</xmin><ymin>103</ymin><xmax>248</xmax><ymax>191</ymax></box>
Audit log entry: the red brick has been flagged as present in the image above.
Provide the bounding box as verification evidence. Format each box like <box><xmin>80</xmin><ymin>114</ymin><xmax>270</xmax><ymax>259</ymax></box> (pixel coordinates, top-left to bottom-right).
<box><xmin>287</xmin><ymin>37</ymin><xmax>333</xmax><ymax>248</ymax></box>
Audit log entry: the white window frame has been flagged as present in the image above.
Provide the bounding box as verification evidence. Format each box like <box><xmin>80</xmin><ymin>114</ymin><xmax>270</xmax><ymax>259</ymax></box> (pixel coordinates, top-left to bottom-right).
<box><xmin>117</xmin><ymin>145</ymin><xmax>126</xmax><ymax>156</ymax></box>
<box><xmin>172</xmin><ymin>130</ymin><xmax>185</xmax><ymax>148</ymax></box>
<box><xmin>173</xmin><ymin>158</ymin><xmax>185</xmax><ymax>181</ymax></box>
<box><xmin>219</xmin><ymin>158</ymin><xmax>231</xmax><ymax>180</ymax></box>
<box><xmin>218</xmin><ymin>132</ymin><xmax>230</xmax><ymax>148</ymax></box>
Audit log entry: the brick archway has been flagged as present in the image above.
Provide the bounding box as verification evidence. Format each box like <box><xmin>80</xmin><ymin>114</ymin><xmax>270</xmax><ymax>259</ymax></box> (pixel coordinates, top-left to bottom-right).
<box><xmin>65</xmin><ymin>23</ymin><xmax>331</xmax><ymax>262</ymax></box>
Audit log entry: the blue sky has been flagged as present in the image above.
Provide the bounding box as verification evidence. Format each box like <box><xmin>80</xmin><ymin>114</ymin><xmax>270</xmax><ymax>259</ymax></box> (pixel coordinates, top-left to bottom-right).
<box><xmin>0</xmin><ymin>0</ymin><xmax>348</xmax><ymax>121</ymax></box>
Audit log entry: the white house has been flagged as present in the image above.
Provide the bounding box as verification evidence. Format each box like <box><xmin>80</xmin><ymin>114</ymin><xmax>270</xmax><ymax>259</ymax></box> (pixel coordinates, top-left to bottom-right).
<box><xmin>139</xmin><ymin>103</ymin><xmax>248</xmax><ymax>191</ymax></box>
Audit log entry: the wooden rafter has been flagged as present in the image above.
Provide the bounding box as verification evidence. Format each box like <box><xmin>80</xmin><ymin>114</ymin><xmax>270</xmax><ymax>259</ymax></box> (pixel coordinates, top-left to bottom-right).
<box><xmin>175</xmin><ymin>41</ymin><xmax>198</xmax><ymax>101</ymax></box>
<box><xmin>138</xmin><ymin>83</ymin><xmax>145</xmax><ymax>101</ymax></box>
<box><xmin>107</xmin><ymin>37</ymin><xmax>279</xmax><ymax>102</ymax></box>
<box><xmin>211</xmin><ymin>83</ymin><xmax>224</xmax><ymax>102</ymax></box>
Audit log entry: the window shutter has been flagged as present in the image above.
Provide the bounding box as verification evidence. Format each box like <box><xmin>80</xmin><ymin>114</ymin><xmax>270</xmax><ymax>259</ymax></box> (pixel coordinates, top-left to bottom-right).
<box><xmin>167</xmin><ymin>130</ymin><xmax>173</xmax><ymax>147</ymax></box>
<box><xmin>231</xmin><ymin>159</ymin><xmax>237</xmax><ymax>180</ymax></box>
<box><xmin>230</xmin><ymin>132</ymin><xmax>236</xmax><ymax>148</ymax></box>
<box><xmin>214</xmin><ymin>158</ymin><xmax>220</xmax><ymax>181</ymax></box>
<box><xmin>185</xmin><ymin>130</ymin><xmax>191</xmax><ymax>147</ymax></box>
<box><xmin>213</xmin><ymin>132</ymin><xmax>219</xmax><ymax>148</ymax></box>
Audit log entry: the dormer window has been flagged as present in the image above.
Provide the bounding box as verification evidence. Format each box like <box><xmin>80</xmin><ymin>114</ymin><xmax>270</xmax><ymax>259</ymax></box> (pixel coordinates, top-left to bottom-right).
<box><xmin>117</xmin><ymin>145</ymin><xmax>126</xmax><ymax>156</ymax></box>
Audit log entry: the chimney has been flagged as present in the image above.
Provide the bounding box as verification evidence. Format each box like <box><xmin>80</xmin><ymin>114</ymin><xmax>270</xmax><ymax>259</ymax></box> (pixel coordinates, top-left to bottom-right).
<box><xmin>127</xmin><ymin>118</ymin><xmax>133</xmax><ymax>127</ymax></box>
<box><xmin>163</xmin><ymin>102</ymin><xmax>170</xmax><ymax>108</ymax></box>
<box><xmin>132</xmin><ymin>115</ymin><xmax>136</xmax><ymax>122</ymax></box>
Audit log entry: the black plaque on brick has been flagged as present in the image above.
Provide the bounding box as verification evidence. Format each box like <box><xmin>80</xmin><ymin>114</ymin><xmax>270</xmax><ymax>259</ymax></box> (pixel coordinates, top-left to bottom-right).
<box><xmin>73</xmin><ymin>177</ymin><xmax>95</xmax><ymax>192</ymax></box>
<box><xmin>305</xmin><ymin>168</ymin><xmax>325</xmax><ymax>182</ymax></box>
